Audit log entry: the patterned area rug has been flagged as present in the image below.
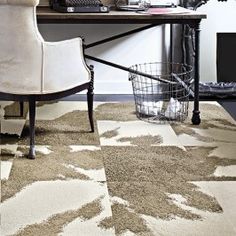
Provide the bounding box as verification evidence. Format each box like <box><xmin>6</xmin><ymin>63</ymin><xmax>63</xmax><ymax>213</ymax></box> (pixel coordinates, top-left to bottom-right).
<box><xmin>1</xmin><ymin>101</ymin><xmax>236</xmax><ymax>236</ymax></box>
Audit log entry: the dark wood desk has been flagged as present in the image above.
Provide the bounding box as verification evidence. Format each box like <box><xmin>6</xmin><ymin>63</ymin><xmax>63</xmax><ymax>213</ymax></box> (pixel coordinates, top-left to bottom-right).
<box><xmin>37</xmin><ymin>6</ymin><xmax>206</xmax><ymax>124</ymax></box>
<box><xmin>37</xmin><ymin>7</ymin><xmax>206</xmax><ymax>24</ymax></box>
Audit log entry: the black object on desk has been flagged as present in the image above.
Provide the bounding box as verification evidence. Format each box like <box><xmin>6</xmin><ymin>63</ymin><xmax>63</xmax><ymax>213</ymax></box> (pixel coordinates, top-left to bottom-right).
<box><xmin>50</xmin><ymin>0</ymin><xmax>109</xmax><ymax>13</ymax></box>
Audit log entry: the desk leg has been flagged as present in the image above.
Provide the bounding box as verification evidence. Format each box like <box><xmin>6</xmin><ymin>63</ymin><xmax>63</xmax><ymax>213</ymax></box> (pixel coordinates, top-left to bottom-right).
<box><xmin>191</xmin><ymin>21</ymin><xmax>201</xmax><ymax>125</ymax></box>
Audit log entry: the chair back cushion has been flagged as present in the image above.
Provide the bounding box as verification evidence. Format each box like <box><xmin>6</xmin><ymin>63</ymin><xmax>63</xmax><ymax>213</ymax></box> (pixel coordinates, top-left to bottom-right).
<box><xmin>0</xmin><ymin>0</ymin><xmax>43</xmax><ymax>94</ymax></box>
<box><xmin>0</xmin><ymin>0</ymin><xmax>39</xmax><ymax>6</ymax></box>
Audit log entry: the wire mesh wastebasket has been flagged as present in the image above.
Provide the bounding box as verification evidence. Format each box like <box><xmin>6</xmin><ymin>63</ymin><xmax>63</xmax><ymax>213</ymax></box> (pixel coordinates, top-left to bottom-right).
<box><xmin>129</xmin><ymin>62</ymin><xmax>193</xmax><ymax>122</ymax></box>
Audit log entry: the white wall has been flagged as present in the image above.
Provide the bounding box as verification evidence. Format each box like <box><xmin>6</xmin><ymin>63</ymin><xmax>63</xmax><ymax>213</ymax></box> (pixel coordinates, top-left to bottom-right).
<box><xmin>38</xmin><ymin>24</ymin><xmax>169</xmax><ymax>94</ymax></box>
<box><xmin>198</xmin><ymin>0</ymin><xmax>236</xmax><ymax>83</ymax></box>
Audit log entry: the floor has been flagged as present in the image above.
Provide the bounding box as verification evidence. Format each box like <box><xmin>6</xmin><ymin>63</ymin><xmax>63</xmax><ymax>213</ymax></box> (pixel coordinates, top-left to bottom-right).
<box><xmin>219</xmin><ymin>101</ymin><xmax>236</xmax><ymax>120</ymax></box>
<box><xmin>0</xmin><ymin>100</ymin><xmax>236</xmax><ymax>236</ymax></box>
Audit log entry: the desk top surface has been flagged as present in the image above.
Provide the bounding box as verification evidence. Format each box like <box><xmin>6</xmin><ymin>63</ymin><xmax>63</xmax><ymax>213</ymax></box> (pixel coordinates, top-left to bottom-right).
<box><xmin>37</xmin><ymin>6</ymin><xmax>206</xmax><ymax>24</ymax></box>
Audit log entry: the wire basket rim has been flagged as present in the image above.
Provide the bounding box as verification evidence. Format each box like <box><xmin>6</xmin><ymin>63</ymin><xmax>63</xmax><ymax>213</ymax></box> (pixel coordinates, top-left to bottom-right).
<box><xmin>129</xmin><ymin>62</ymin><xmax>193</xmax><ymax>79</ymax></box>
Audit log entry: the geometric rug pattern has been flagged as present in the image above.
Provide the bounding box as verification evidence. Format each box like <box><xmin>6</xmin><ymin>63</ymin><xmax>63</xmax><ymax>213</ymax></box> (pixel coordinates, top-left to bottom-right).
<box><xmin>1</xmin><ymin>101</ymin><xmax>236</xmax><ymax>236</ymax></box>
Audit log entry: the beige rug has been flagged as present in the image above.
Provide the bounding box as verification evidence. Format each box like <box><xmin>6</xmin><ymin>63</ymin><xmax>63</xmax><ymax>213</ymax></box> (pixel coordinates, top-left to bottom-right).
<box><xmin>1</xmin><ymin>101</ymin><xmax>236</xmax><ymax>236</ymax></box>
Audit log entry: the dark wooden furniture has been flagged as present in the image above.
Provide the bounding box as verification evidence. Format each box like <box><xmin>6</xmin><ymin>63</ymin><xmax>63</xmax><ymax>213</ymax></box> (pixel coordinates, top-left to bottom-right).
<box><xmin>37</xmin><ymin>7</ymin><xmax>206</xmax><ymax>24</ymax></box>
<box><xmin>36</xmin><ymin>7</ymin><xmax>206</xmax><ymax>125</ymax></box>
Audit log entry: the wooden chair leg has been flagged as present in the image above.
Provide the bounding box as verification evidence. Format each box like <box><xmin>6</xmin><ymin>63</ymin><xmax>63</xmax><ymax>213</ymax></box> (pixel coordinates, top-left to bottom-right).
<box><xmin>28</xmin><ymin>99</ymin><xmax>36</xmax><ymax>159</ymax></box>
<box><xmin>87</xmin><ymin>66</ymin><xmax>94</xmax><ymax>133</ymax></box>
<box><xmin>87</xmin><ymin>87</ymin><xmax>94</xmax><ymax>133</ymax></box>
<box><xmin>20</xmin><ymin>101</ymin><xmax>24</xmax><ymax>117</ymax></box>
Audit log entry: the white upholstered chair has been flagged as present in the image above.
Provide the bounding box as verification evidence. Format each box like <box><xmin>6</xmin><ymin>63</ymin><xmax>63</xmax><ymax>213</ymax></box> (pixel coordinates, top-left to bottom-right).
<box><xmin>0</xmin><ymin>0</ymin><xmax>94</xmax><ymax>159</ymax></box>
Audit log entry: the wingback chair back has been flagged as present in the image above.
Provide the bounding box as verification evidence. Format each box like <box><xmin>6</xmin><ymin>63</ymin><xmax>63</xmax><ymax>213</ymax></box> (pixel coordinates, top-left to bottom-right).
<box><xmin>0</xmin><ymin>0</ymin><xmax>43</xmax><ymax>93</ymax></box>
<box><xmin>0</xmin><ymin>0</ymin><xmax>94</xmax><ymax>159</ymax></box>
<box><xmin>0</xmin><ymin>0</ymin><xmax>91</xmax><ymax>95</ymax></box>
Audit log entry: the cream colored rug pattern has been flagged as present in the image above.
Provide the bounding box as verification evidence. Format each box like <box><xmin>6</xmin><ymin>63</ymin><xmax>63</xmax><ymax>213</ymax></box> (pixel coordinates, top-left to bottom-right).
<box><xmin>1</xmin><ymin>101</ymin><xmax>236</xmax><ymax>236</ymax></box>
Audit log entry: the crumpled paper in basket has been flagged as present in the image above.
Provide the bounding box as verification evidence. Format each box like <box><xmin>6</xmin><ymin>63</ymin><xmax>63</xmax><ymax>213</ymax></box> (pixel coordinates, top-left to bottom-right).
<box><xmin>138</xmin><ymin>98</ymin><xmax>181</xmax><ymax>120</ymax></box>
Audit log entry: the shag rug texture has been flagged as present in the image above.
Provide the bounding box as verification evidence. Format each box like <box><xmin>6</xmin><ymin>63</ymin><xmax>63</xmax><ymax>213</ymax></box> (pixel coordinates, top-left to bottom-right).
<box><xmin>1</xmin><ymin>101</ymin><xmax>236</xmax><ymax>236</ymax></box>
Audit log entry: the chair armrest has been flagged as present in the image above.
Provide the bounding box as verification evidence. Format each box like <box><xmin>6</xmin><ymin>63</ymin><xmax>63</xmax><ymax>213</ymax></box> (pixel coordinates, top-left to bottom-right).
<box><xmin>42</xmin><ymin>37</ymin><xmax>91</xmax><ymax>94</ymax></box>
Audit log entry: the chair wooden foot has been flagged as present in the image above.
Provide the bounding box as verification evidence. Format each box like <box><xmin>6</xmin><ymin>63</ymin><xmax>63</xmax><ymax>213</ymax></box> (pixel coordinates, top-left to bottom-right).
<box><xmin>28</xmin><ymin>145</ymin><xmax>36</xmax><ymax>159</ymax></box>
<box><xmin>28</xmin><ymin>98</ymin><xmax>36</xmax><ymax>159</ymax></box>
<box><xmin>87</xmin><ymin>88</ymin><xmax>94</xmax><ymax>133</ymax></box>
<box><xmin>87</xmin><ymin>66</ymin><xmax>94</xmax><ymax>133</ymax></box>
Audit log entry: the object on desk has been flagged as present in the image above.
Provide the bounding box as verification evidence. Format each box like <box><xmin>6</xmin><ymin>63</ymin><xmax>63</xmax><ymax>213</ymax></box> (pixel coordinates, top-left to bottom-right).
<box><xmin>50</xmin><ymin>0</ymin><xmax>110</xmax><ymax>13</ymax></box>
<box><xmin>117</xmin><ymin>5</ymin><xmax>146</xmax><ymax>11</ymax></box>
<box><xmin>116</xmin><ymin>0</ymin><xmax>149</xmax><ymax>11</ymax></box>
<box><xmin>149</xmin><ymin>0</ymin><xmax>176</xmax><ymax>7</ymax></box>
<box><xmin>128</xmin><ymin>0</ymin><xmax>176</xmax><ymax>7</ymax></box>
<box><xmin>145</xmin><ymin>6</ymin><xmax>193</xmax><ymax>14</ymax></box>
<box><xmin>116</xmin><ymin>0</ymin><xmax>151</xmax><ymax>11</ymax></box>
